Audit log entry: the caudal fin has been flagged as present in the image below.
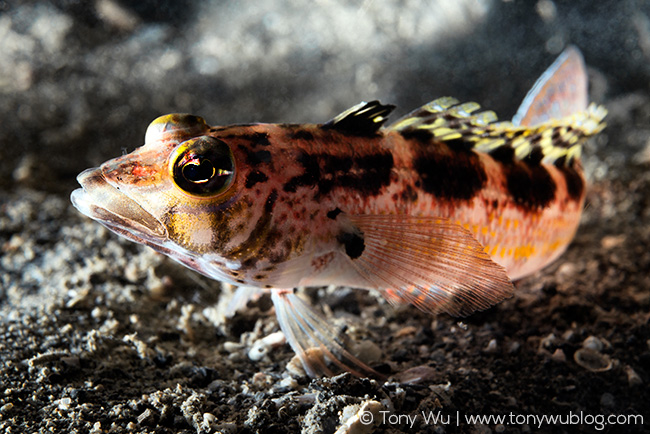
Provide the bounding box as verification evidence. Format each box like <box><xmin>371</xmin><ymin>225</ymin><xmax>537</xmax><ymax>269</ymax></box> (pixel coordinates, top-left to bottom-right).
<box><xmin>512</xmin><ymin>46</ymin><xmax>588</xmax><ymax>126</ymax></box>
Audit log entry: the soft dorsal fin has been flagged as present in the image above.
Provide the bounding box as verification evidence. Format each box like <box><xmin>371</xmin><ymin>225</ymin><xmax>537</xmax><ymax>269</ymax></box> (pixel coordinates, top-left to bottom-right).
<box><xmin>513</xmin><ymin>46</ymin><xmax>588</xmax><ymax>127</ymax></box>
<box><xmin>388</xmin><ymin>96</ymin><xmax>606</xmax><ymax>166</ymax></box>
<box><xmin>387</xmin><ymin>46</ymin><xmax>607</xmax><ymax>166</ymax></box>
<box><xmin>322</xmin><ymin>101</ymin><xmax>395</xmax><ymax>135</ymax></box>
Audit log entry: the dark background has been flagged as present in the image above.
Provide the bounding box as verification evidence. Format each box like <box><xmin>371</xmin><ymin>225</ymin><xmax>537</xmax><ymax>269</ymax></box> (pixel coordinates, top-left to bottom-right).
<box><xmin>1</xmin><ymin>1</ymin><xmax>649</xmax><ymax>433</ymax></box>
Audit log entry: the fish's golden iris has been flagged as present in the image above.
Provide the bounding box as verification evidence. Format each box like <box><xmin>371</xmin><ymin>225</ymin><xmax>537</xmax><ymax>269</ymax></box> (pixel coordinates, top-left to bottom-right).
<box><xmin>170</xmin><ymin>136</ymin><xmax>235</xmax><ymax>197</ymax></box>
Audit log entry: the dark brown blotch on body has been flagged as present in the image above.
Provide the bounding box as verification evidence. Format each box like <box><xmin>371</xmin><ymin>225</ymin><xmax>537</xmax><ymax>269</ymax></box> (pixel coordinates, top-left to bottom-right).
<box><xmin>225</xmin><ymin>131</ymin><xmax>271</xmax><ymax>147</ymax></box>
<box><xmin>283</xmin><ymin>149</ymin><xmax>394</xmax><ymax>197</ymax></box>
<box><xmin>282</xmin><ymin>151</ymin><xmax>321</xmax><ymax>193</ymax></box>
<box><xmin>504</xmin><ymin>162</ymin><xmax>556</xmax><ymax>209</ymax></box>
<box><xmin>412</xmin><ymin>140</ymin><xmax>487</xmax><ymax>201</ymax></box>
<box><xmin>556</xmin><ymin>157</ymin><xmax>585</xmax><ymax>201</ymax></box>
<box><xmin>238</xmin><ymin>145</ymin><xmax>272</xmax><ymax>166</ymax></box>
<box><xmin>400</xmin><ymin>129</ymin><xmax>434</xmax><ymax>144</ymax></box>
<box><xmin>489</xmin><ymin>146</ymin><xmax>559</xmax><ymax>209</ymax></box>
<box><xmin>290</xmin><ymin>130</ymin><xmax>315</xmax><ymax>141</ymax></box>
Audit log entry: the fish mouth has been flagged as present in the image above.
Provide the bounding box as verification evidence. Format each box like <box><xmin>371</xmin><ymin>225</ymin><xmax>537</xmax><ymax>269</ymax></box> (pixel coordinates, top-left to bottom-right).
<box><xmin>71</xmin><ymin>167</ymin><xmax>168</xmax><ymax>242</ymax></box>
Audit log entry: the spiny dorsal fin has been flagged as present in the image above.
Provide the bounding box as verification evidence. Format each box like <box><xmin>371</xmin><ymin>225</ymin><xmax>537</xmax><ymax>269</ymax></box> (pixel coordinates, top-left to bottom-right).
<box><xmin>323</xmin><ymin>101</ymin><xmax>395</xmax><ymax>135</ymax></box>
<box><xmin>388</xmin><ymin>97</ymin><xmax>606</xmax><ymax>165</ymax></box>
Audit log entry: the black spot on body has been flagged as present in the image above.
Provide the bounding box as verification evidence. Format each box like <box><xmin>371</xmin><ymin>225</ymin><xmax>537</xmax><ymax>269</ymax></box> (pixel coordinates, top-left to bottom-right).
<box><xmin>337</xmin><ymin>230</ymin><xmax>365</xmax><ymax>259</ymax></box>
<box><xmin>327</xmin><ymin>208</ymin><xmax>342</xmax><ymax>220</ymax></box>
<box><xmin>413</xmin><ymin>145</ymin><xmax>486</xmax><ymax>201</ymax></box>
<box><xmin>245</xmin><ymin>170</ymin><xmax>269</xmax><ymax>188</ymax></box>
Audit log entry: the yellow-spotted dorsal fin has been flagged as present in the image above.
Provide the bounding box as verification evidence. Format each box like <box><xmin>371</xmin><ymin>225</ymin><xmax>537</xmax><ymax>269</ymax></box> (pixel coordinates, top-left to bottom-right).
<box><xmin>389</xmin><ymin>97</ymin><xmax>606</xmax><ymax>165</ymax></box>
<box><xmin>388</xmin><ymin>47</ymin><xmax>607</xmax><ymax>166</ymax></box>
<box><xmin>323</xmin><ymin>101</ymin><xmax>395</xmax><ymax>135</ymax></box>
<box><xmin>388</xmin><ymin>96</ymin><xmax>498</xmax><ymax>138</ymax></box>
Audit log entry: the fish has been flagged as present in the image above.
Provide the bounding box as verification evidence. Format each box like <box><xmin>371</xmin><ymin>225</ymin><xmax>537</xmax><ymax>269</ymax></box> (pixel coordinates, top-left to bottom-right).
<box><xmin>71</xmin><ymin>46</ymin><xmax>607</xmax><ymax>377</ymax></box>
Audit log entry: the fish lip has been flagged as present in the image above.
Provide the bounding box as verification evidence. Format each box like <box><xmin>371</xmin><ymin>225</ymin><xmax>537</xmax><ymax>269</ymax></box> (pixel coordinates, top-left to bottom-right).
<box><xmin>71</xmin><ymin>167</ymin><xmax>168</xmax><ymax>241</ymax></box>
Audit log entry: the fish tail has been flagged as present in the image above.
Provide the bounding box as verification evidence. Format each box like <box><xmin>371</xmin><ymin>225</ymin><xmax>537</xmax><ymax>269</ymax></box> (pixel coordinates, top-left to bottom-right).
<box><xmin>513</xmin><ymin>46</ymin><xmax>591</xmax><ymax>127</ymax></box>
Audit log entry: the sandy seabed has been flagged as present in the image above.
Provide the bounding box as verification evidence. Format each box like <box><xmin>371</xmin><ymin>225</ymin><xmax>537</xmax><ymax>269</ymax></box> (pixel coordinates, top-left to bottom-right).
<box><xmin>1</xmin><ymin>1</ymin><xmax>649</xmax><ymax>433</ymax></box>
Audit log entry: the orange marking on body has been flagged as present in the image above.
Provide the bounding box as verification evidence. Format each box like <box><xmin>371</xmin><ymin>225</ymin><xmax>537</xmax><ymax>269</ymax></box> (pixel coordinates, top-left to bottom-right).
<box><xmin>132</xmin><ymin>165</ymin><xmax>152</xmax><ymax>178</ymax></box>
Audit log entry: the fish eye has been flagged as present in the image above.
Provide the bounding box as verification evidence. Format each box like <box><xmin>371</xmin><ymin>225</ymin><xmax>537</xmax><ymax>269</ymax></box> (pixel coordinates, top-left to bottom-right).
<box><xmin>171</xmin><ymin>136</ymin><xmax>235</xmax><ymax>197</ymax></box>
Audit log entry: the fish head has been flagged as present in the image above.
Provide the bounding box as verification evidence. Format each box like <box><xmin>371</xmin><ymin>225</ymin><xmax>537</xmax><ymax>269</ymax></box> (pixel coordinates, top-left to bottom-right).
<box><xmin>71</xmin><ymin>113</ymin><xmax>268</xmax><ymax>280</ymax></box>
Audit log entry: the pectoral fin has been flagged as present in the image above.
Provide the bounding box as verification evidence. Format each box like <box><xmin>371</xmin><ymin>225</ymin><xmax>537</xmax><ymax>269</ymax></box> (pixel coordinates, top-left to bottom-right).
<box><xmin>343</xmin><ymin>215</ymin><xmax>515</xmax><ymax>317</ymax></box>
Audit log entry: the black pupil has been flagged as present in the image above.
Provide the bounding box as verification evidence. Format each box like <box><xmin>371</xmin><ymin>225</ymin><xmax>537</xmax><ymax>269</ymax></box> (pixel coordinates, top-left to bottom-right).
<box><xmin>182</xmin><ymin>159</ymin><xmax>214</xmax><ymax>183</ymax></box>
